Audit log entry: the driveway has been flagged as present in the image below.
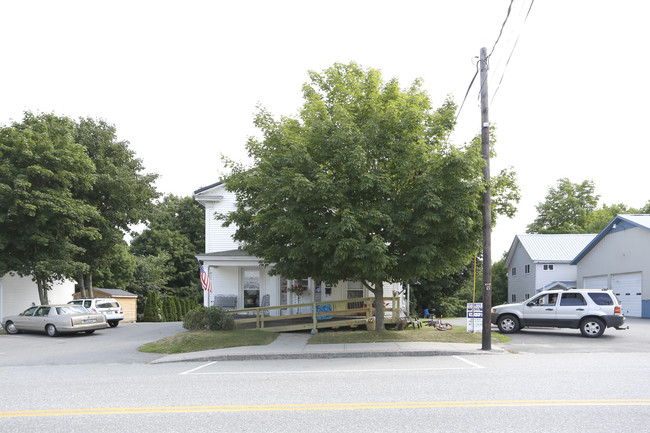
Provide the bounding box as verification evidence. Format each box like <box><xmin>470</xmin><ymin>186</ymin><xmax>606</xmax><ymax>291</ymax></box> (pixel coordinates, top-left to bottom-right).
<box><xmin>0</xmin><ymin>321</ymin><xmax>185</xmax><ymax>366</ymax></box>
<box><xmin>493</xmin><ymin>317</ymin><xmax>650</xmax><ymax>354</ymax></box>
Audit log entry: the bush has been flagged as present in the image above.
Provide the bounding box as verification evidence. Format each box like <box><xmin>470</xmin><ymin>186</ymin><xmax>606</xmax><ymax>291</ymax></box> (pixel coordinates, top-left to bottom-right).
<box><xmin>144</xmin><ymin>291</ymin><xmax>163</xmax><ymax>322</ymax></box>
<box><xmin>206</xmin><ymin>306</ymin><xmax>235</xmax><ymax>331</ymax></box>
<box><xmin>183</xmin><ymin>307</ymin><xmax>209</xmax><ymax>330</ymax></box>
<box><xmin>183</xmin><ymin>306</ymin><xmax>235</xmax><ymax>331</ymax></box>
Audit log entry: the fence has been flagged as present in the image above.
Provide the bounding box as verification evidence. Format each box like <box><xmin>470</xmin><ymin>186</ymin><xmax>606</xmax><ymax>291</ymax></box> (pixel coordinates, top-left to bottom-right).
<box><xmin>230</xmin><ymin>296</ymin><xmax>402</xmax><ymax>332</ymax></box>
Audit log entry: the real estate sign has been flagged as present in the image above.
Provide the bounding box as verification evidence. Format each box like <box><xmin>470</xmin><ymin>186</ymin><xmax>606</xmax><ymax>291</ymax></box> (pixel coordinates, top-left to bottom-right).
<box><xmin>466</xmin><ymin>303</ymin><xmax>483</xmax><ymax>333</ymax></box>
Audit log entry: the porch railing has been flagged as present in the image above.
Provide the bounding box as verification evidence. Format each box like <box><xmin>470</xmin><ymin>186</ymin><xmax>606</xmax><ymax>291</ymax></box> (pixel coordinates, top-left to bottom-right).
<box><xmin>229</xmin><ymin>296</ymin><xmax>401</xmax><ymax>332</ymax></box>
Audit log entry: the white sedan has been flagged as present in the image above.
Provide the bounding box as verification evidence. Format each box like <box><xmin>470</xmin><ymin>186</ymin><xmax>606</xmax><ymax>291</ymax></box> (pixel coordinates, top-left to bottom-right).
<box><xmin>3</xmin><ymin>305</ymin><xmax>107</xmax><ymax>337</ymax></box>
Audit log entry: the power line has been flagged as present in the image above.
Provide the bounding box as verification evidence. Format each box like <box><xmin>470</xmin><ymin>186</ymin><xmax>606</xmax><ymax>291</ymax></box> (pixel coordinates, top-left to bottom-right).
<box><xmin>455</xmin><ymin>61</ymin><xmax>479</xmax><ymax>124</ymax></box>
<box><xmin>489</xmin><ymin>0</ymin><xmax>515</xmax><ymax>58</ymax></box>
<box><xmin>452</xmin><ymin>0</ymin><xmax>534</xmax><ymax>138</ymax></box>
<box><xmin>490</xmin><ymin>0</ymin><xmax>536</xmax><ymax>105</ymax></box>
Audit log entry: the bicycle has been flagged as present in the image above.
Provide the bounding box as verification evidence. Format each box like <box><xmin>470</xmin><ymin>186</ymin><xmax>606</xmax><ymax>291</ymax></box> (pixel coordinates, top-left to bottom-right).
<box><xmin>427</xmin><ymin>315</ymin><xmax>453</xmax><ymax>331</ymax></box>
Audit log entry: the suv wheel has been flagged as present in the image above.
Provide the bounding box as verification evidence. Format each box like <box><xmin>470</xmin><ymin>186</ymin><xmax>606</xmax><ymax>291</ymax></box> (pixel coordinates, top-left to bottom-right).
<box><xmin>108</xmin><ymin>320</ymin><xmax>119</xmax><ymax>328</ymax></box>
<box><xmin>498</xmin><ymin>314</ymin><xmax>520</xmax><ymax>333</ymax></box>
<box><xmin>580</xmin><ymin>317</ymin><xmax>605</xmax><ymax>338</ymax></box>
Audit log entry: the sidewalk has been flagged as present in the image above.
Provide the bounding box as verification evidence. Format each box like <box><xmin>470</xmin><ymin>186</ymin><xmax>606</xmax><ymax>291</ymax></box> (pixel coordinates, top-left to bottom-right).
<box><xmin>150</xmin><ymin>330</ymin><xmax>505</xmax><ymax>364</ymax></box>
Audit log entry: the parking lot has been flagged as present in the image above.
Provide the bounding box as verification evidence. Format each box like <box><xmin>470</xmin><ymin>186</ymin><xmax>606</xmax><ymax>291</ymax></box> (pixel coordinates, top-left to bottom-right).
<box><xmin>0</xmin><ymin>321</ymin><xmax>185</xmax><ymax>367</ymax></box>
<box><xmin>494</xmin><ymin>317</ymin><xmax>650</xmax><ymax>354</ymax></box>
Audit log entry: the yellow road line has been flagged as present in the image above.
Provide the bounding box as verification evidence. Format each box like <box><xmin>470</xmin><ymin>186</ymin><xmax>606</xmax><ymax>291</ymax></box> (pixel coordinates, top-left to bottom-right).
<box><xmin>2</xmin><ymin>399</ymin><xmax>650</xmax><ymax>418</ymax></box>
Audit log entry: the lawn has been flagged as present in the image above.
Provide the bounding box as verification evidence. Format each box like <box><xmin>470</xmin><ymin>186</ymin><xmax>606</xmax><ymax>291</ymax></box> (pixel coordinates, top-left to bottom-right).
<box><xmin>138</xmin><ymin>329</ymin><xmax>278</xmax><ymax>354</ymax></box>
<box><xmin>138</xmin><ymin>322</ymin><xmax>509</xmax><ymax>354</ymax></box>
<box><xmin>309</xmin><ymin>324</ymin><xmax>510</xmax><ymax>344</ymax></box>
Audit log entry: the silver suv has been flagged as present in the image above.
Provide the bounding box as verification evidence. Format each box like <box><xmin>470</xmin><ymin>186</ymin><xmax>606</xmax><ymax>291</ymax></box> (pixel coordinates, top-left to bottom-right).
<box><xmin>491</xmin><ymin>289</ymin><xmax>627</xmax><ymax>338</ymax></box>
<box><xmin>68</xmin><ymin>298</ymin><xmax>124</xmax><ymax>327</ymax></box>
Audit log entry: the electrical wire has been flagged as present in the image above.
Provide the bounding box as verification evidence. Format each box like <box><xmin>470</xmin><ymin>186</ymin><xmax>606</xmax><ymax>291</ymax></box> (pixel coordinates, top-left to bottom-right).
<box><xmin>454</xmin><ymin>61</ymin><xmax>479</xmax><ymax>124</ymax></box>
<box><xmin>490</xmin><ymin>0</ymin><xmax>536</xmax><ymax>105</ymax></box>
<box><xmin>489</xmin><ymin>0</ymin><xmax>515</xmax><ymax>58</ymax></box>
<box><xmin>452</xmin><ymin>0</ymin><xmax>534</xmax><ymax>138</ymax></box>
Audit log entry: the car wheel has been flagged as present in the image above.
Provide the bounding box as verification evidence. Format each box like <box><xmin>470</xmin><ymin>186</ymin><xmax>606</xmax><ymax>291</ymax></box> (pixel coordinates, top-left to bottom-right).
<box><xmin>497</xmin><ymin>314</ymin><xmax>520</xmax><ymax>333</ymax></box>
<box><xmin>45</xmin><ymin>324</ymin><xmax>59</xmax><ymax>337</ymax></box>
<box><xmin>108</xmin><ymin>320</ymin><xmax>119</xmax><ymax>328</ymax></box>
<box><xmin>85</xmin><ymin>330</ymin><xmax>96</xmax><ymax>334</ymax></box>
<box><xmin>5</xmin><ymin>321</ymin><xmax>19</xmax><ymax>335</ymax></box>
<box><xmin>580</xmin><ymin>317</ymin><xmax>605</xmax><ymax>338</ymax></box>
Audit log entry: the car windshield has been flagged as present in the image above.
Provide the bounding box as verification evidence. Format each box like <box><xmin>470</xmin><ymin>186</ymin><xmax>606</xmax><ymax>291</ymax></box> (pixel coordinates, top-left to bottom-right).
<box><xmin>56</xmin><ymin>306</ymin><xmax>88</xmax><ymax>315</ymax></box>
<box><xmin>22</xmin><ymin>306</ymin><xmax>38</xmax><ymax>316</ymax></box>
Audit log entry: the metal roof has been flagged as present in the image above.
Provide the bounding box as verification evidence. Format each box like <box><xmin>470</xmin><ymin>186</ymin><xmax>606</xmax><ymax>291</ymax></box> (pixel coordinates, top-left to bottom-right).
<box><xmin>571</xmin><ymin>214</ymin><xmax>650</xmax><ymax>264</ymax></box>
<box><xmin>506</xmin><ymin>234</ymin><xmax>597</xmax><ymax>266</ymax></box>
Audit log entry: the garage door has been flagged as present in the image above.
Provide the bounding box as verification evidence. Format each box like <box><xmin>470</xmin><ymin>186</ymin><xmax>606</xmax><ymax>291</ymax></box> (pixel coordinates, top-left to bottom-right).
<box><xmin>612</xmin><ymin>272</ymin><xmax>642</xmax><ymax>317</ymax></box>
<box><xmin>584</xmin><ymin>276</ymin><xmax>608</xmax><ymax>289</ymax></box>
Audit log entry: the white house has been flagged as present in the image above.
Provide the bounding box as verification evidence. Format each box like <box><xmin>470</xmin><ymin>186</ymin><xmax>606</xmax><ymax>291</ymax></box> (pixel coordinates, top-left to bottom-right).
<box><xmin>571</xmin><ymin>214</ymin><xmax>650</xmax><ymax>318</ymax></box>
<box><xmin>193</xmin><ymin>182</ymin><xmax>401</xmax><ymax>314</ymax></box>
<box><xmin>504</xmin><ymin>234</ymin><xmax>597</xmax><ymax>304</ymax></box>
<box><xmin>0</xmin><ymin>273</ymin><xmax>75</xmax><ymax>319</ymax></box>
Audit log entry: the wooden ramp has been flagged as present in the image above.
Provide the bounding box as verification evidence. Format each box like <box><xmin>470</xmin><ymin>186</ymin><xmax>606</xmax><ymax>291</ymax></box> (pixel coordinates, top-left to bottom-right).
<box><xmin>231</xmin><ymin>296</ymin><xmax>401</xmax><ymax>332</ymax></box>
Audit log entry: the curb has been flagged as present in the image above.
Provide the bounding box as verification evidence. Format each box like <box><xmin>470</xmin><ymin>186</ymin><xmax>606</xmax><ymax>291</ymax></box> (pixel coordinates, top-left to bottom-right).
<box><xmin>150</xmin><ymin>347</ymin><xmax>505</xmax><ymax>364</ymax></box>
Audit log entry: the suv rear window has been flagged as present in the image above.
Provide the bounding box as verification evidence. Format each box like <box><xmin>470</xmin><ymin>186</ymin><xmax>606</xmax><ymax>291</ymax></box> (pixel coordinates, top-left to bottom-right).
<box><xmin>588</xmin><ymin>292</ymin><xmax>614</xmax><ymax>306</ymax></box>
<box><xmin>97</xmin><ymin>301</ymin><xmax>119</xmax><ymax>308</ymax></box>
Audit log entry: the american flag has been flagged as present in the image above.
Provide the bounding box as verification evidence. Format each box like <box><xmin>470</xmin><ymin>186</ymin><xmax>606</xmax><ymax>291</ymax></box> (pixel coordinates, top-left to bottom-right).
<box><xmin>199</xmin><ymin>262</ymin><xmax>212</xmax><ymax>292</ymax></box>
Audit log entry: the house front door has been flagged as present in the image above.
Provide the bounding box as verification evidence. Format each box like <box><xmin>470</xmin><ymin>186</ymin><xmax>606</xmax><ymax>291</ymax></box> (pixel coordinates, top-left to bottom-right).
<box><xmin>242</xmin><ymin>268</ymin><xmax>262</xmax><ymax>308</ymax></box>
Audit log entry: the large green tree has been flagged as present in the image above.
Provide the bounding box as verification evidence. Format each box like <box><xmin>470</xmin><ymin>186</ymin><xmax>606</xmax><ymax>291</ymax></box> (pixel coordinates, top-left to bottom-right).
<box><xmin>0</xmin><ymin>113</ymin><xmax>99</xmax><ymax>303</ymax></box>
<box><xmin>528</xmin><ymin>178</ymin><xmax>650</xmax><ymax>234</ymax></box>
<box><xmin>130</xmin><ymin>195</ymin><xmax>204</xmax><ymax>295</ymax></box>
<box><xmin>73</xmin><ymin>117</ymin><xmax>159</xmax><ymax>296</ymax></box>
<box><xmin>221</xmin><ymin>62</ymin><xmax>518</xmax><ymax>330</ymax></box>
<box><xmin>527</xmin><ymin>178</ymin><xmax>600</xmax><ymax>234</ymax></box>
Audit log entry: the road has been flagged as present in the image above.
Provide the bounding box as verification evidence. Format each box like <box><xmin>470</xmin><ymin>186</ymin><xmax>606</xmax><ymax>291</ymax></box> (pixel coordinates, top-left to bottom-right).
<box><xmin>1</xmin><ymin>321</ymin><xmax>649</xmax><ymax>432</ymax></box>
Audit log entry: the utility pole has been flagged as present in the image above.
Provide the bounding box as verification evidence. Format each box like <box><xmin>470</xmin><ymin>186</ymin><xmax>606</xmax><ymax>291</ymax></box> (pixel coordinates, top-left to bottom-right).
<box><xmin>480</xmin><ymin>47</ymin><xmax>492</xmax><ymax>351</ymax></box>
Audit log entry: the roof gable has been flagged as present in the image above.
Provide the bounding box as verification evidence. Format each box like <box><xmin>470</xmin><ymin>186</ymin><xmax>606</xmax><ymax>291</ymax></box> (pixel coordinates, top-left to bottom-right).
<box><xmin>571</xmin><ymin>214</ymin><xmax>650</xmax><ymax>264</ymax></box>
<box><xmin>505</xmin><ymin>234</ymin><xmax>597</xmax><ymax>267</ymax></box>
<box><xmin>194</xmin><ymin>182</ymin><xmax>229</xmax><ymax>206</ymax></box>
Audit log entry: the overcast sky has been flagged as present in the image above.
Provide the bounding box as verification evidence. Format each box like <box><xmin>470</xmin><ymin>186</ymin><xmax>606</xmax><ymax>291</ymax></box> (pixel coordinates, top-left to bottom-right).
<box><xmin>2</xmin><ymin>0</ymin><xmax>648</xmax><ymax>258</ymax></box>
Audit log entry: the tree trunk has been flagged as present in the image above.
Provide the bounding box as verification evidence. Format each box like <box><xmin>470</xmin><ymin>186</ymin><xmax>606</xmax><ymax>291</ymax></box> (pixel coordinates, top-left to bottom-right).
<box><xmin>374</xmin><ymin>281</ymin><xmax>385</xmax><ymax>330</ymax></box>
<box><xmin>78</xmin><ymin>272</ymin><xmax>87</xmax><ymax>298</ymax></box>
<box><xmin>86</xmin><ymin>272</ymin><xmax>94</xmax><ymax>298</ymax></box>
<box><xmin>36</xmin><ymin>278</ymin><xmax>49</xmax><ymax>305</ymax></box>
<box><xmin>365</xmin><ymin>281</ymin><xmax>385</xmax><ymax>330</ymax></box>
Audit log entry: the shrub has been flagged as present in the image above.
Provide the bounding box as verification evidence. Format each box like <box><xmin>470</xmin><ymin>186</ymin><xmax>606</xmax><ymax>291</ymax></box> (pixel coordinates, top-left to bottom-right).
<box><xmin>206</xmin><ymin>306</ymin><xmax>235</xmax><ymax>331</ymax></box>
<box><xmin>144</xmin><ymin>291</ymin><xmax>163</xmax><ymax>322</ymax></box>
<box><xmin>183</xmin><ymin>306</ymin><xmax>235</xmax><ymax>331</ymax></box>
<box><xmin>183</xmin><ymin>307</ymin><xmax>209</xmax><ymax>330</ymax></box>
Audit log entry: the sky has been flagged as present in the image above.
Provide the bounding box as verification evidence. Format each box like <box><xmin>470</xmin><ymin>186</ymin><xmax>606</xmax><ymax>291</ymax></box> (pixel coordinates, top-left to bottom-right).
<box><xmin>2</xmin><ymin>0</ymin><xmax>649</xmax><ymax>259</ymax></box>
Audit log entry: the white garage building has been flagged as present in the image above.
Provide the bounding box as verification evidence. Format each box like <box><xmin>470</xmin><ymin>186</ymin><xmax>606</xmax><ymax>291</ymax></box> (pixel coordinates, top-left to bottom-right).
<box><xmin>572</xmin><ymin>214</ymin><xmax>650</xmax><ymax>318</ymax></box>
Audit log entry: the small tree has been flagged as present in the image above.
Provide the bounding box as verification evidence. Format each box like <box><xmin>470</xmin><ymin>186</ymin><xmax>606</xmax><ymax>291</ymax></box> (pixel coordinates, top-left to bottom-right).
<box><xmin>143</xmin><ymin>290</ymin><xmax>162</xmax><ymax>322</ymax></box>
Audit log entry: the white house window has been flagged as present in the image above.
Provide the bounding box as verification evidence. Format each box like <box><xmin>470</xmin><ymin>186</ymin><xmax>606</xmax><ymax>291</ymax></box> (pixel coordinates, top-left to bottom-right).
<box><xmin>347</xmin><ymin>281</ymin><xmax>364</xmax><ymax>308</ymax></box>
<box><xmin>511</xmin><ymin>267</ymin><xmax>517</xmax><ymax>276</ymax></box>
<box><xmin>524</xmin><ymin>264</ymin><xmax>530</xmax><ymax>274</ymax></box>
<box><xmin>511</xmin><ymin>294</ymin><xmax>517</xmax><ymax>302</ymax></box>
<box><xmin>543</xmin><ymin>264</ymin><xmax>555</xmax><ymax>271</ymax></box>
<box><xmin>242</xmin><ymin>268</ymin><xmax>262</xmax><ymax>308</ymax></box>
